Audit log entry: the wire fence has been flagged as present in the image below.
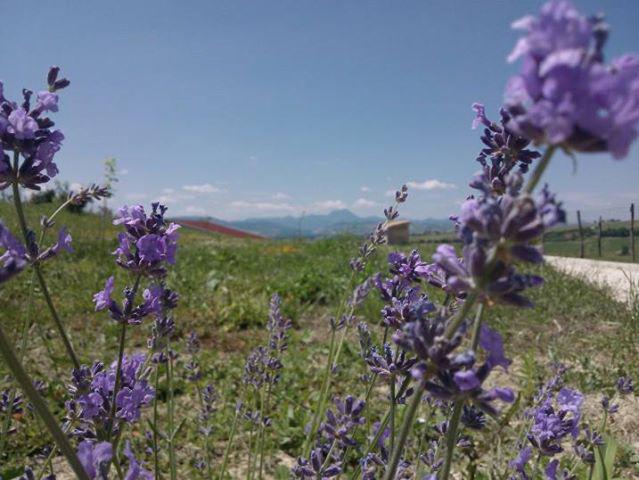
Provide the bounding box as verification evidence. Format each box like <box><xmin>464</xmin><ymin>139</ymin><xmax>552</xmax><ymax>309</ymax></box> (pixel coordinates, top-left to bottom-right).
<box><xmin>544</xmin><ymin>202</ymin><xmax>636</xmax><ymax>263</ymax></box>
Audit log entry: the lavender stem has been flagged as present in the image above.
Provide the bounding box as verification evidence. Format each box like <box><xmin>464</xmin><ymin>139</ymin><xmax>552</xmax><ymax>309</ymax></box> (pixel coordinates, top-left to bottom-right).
<box><xmin>0</xmin><ymin>322</ymin><xmax>89</xmax><ymax>480</ymax></box>
<box><xmin>439</xmin><ymin>401</ymin><xmax>463</xmax><ymax>480</ymax></box>
<box><xmin>384</xmin><ymin>291</ymin><xmax>480</xmax><ymax>480</ymax></box>
<box><xmin>10</xmin><ymin>156</ymin><xmax>81</xmax><ymax>369</ymax></box>
<box><xmin>219</xmin><ymin>405</ymin><xmax>240</xmax><ymax>480</ymax></box>
<box><xmin>524</xmin><ymin>145</ymin><xmax>556</xmax><ymax>194</ymax></box>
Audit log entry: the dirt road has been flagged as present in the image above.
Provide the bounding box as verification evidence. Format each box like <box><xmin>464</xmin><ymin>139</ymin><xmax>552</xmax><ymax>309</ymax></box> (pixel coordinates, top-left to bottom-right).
<box><xmin>545</xmin><ymin>255</ymin><xmax>639</xmax><ymax>304</ymax></box>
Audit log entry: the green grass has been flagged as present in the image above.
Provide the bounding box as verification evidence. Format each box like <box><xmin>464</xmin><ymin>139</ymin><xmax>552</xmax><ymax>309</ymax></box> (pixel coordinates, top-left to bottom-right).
<box><xmin>543</xmin><ymin>221</ymin><xmax>637</xmax><ymax>263</ymax></box>
<box><xmin>0</xmin><ymin>200</ymin><xmax>638</xmax><ymax>477</ymax></box>
<box><xmin>544</xmin><ymin>237</ymin><xmax>637</xmax><ymax>262</ymax></box>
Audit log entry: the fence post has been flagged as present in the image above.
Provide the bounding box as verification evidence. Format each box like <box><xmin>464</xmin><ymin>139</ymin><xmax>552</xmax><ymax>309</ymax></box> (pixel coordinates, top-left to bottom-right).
<box><xmin>577</xmin><ymin>210</ymin><xmax>585</xmax><ymax>259</ymax></box>
<box><xmin>631</xmin><ymin>203</ymin><xmax>636</xmax><ymax>263</ymax></box>
<box><xmin>597</xmin><ymin>216</ymin><xmax>602</xmax><ymax>258</ymax></box>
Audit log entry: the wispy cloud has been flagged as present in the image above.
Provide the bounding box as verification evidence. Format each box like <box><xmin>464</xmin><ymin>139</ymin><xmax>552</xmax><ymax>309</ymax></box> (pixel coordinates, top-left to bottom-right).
<box><xmin>353</xmin><ymin>198</ymin><xmax>378</xmax><ymax>209</ymax></box>
<box><xmin>406</xmin><ymin>179</ymin><xmax>457</xmax><ymax>191</ymax></box>
<box><xmin>125</xmin><ymin>192</ymin><xmax>149</xmax><ymax>201</ymax></box>
<box><xmin>360</xmin><ymin>186</ymin><xmax>371</xmax><ymax>193</ymax></box>
<box><xmin>229</xmin><ymin>200</ymin><xmax>297</xmax><ymax>213</ymax></box>
<box><xmin>272</xmin><ymin>192</ymin><xmax>291</xmax><ymax>200</ymax></box>
<box><xmin>182</xmin><ymin>183</ymin><xmax>222</xmax><ymax>194</ymax></box>
<box><xmin>311</xmin><ymin>200</ymin><xmax>346</xmax><ymax>212</ymax></box>
<box><xmin>156</xmin><ymin>193</ymin><xmax>195</xmax><ymax>204</ymax></box>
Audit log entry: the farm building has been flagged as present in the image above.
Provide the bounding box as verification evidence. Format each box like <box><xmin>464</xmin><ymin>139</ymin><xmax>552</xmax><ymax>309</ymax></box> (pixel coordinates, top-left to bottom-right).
<box><xmin>386</xmin><ymin>220</ymin><xmax>410</xmax><ymax>245</ymax></box>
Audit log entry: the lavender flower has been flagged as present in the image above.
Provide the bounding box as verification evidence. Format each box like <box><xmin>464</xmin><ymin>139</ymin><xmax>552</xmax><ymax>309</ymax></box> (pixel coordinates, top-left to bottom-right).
<box><xmin>350</xmin><ymin>187</ymin><xmax>407</xmax><ymax>272</ymax></box>
<box><xmin>68</xmin><ymin>353</ymin><xmax>154</xmax><ymax>437</ymax></box>
<box><xmin>505</xmin><ymin>0</ymin><xmax>639</xmax><ymax>159</ymax></box>
<box><xmin>574</xmin><ymin>425</ymin><xmax>603</xmax><ymax>466</ymax></box>
<box><xmin>1</xmin><ymin>388</ymin><xmax>23</xmax><ymax>415</ymax></box>
<box><xmin>0</xmin><ymin>221</ymin><xmax>28</xmax><ymax>283</ymax></box>
<box><xmin>266</xmin><ymin>293</ymin><xmax>292</xmax><ymax>353</ymax></box>
<box><xmin>319</xmin><ymin>395</ymin><xmax>365</xmax><ymax>449</ymax></box>
<box><xmin>600</xmin><ymin>395</ymin><xmax>618</xmax><ymax>415</ymax></box>
<box><xmin>77</xmin><ymin>440</ymin><xmax>112</xmax><ymax>479</ymax></box>
<box><xmin>460</xmin><ymin>405</ymin><xmax>486</xmax><ymax>430</ymax></box>
<box><xmin>197</xmin><ymin>384</ymin><xmax>218</xmax><ymax>436</ymax></box>
<box><xmin>509</xmin><ymin>445</ymin><xmax>532</xmax><ymax>477</ymax></box>
<box><xmin>616</xmin><ymin>376</ymin><xmax>634</xmax><ymax>394</ymax></box>
<box><xmin>112</xmin><ymin>203</ymin><xmax>180</xmax><ymax>277</ymax></box>
<box><xmin>123</xmin><ymin>441</ymin><xmax>153</xmax><ymax>480</ymax></box>
<box><xmin>36</xmin><ymin>227</ymin><xmax>74</xmax><ymax>262</ymax></box>
<box><xmin>527</xmin><ymin>387</ymin><xmax>583</xmax><ymax>456</ymax></box>
<box><xmin>365</xmin><ymin>343</ymin><xmax>416</xmax><ymax>379</ymax></box>
<box><xmin>0</xmin><ymin>67</ymin><xmax>70</xmax><ymax>190</ymax></box>
<box><xmin>375</xmin><ymin>251</ymin><xmax>436</xmax><ymax>328</ymax></box>
<box><xmin>242</xmin><ymin>295</ymin><xmax>291</xmax><ymax>389</ymax></box>
<box><xmin>434</xmin><ymin>172</ymin><xmax>564</xmax><ymax>306</ymax></box>
<box><xmin>292</xmin><ymin>447</ymin><xmax>342</xmax><ymax>479</ymax></box>
<box><xmin>395</xmin><ymin>321</ymin><xmax>514</xmax><ymax>415</ymax></box>
<box><xmin>18</xmin><ymin>467</ymin><xmax>55</xmax><ymax>480</ymax></box>
<box><xmin>93</xmin><ymin>277</ymin><xmax>164</xmax><ymax>325</ymax></box>
<box><xmin>471</xmin><ymin>103</ymin><xmax>541</xmax><ymax>194</ymax></box>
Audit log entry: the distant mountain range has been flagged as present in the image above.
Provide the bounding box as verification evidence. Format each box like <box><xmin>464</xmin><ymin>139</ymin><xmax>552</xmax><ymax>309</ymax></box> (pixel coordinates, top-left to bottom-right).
<box><xmin>175</xmin><ymin>209</ymin><xmax>453</xmax><ymax>238</ymax></box>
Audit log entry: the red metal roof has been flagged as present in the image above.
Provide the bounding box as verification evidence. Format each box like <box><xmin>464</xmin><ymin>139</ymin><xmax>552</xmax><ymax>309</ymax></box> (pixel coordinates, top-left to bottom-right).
<box><xmin>177</xmin><ymin>219</ymin><xmax>265</xmax><ymax>240</ymax></box>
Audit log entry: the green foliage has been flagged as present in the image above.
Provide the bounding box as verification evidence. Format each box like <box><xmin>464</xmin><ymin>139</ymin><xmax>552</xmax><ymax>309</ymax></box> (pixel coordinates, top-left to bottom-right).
<box><xmin>1</xmin><ymin>203</ymin><xmax>638</xmax><ymax>477</ymax></box>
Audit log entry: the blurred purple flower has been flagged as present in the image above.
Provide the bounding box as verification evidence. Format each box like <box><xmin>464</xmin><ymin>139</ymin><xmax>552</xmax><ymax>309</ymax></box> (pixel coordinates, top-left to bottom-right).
<box><xmin>93</xmin><ymin>276</ymin><xmax>115</xmax><ymax>312</ymax></box>
<box><xmin>77</xmin><ymin>440</ymin><xmax>112</xmax><ymax>480</ymax></box>
<box><xmin>616</xmin><ymin>376</ymin><xmax>634</xmax><ymax>394</ymax></box>
<box><xmin>505</xmin><ymin>0</ymin><xmax>639</xmax><ymax>159</ymax></box>
<box><xmin>123</xmin><ymin>441</ymin><xmax>153</xmax><ymax>480</ymax></box>
<box><xmin>527</xmin><ymin>387</ymin><xmax>583</xmax><ymax>456</ymax></box>
<box><xmin>7</xmin><ymin>109</ymin><xmax>38</xmax><ymax>140</ymax></box>
<box><xmin>0</xmin><ymin>221</ymin><xmax>28</xmax><ymax>283</ymax></box>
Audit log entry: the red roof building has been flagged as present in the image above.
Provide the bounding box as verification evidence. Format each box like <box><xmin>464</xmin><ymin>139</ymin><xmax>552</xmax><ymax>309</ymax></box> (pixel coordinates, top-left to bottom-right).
<box><xmin>177</xmin><ymin>219</ymin><xmax>265</xmax><ymax>240</ymax></box>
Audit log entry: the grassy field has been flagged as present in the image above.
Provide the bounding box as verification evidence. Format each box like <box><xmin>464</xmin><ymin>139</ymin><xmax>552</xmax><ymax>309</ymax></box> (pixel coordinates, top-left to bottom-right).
<box><xmin>1</xmin><ymin>202</ymin><xmax>638</xmax><ymax>477</ymax></box>
<box><xmin>543</xmin><ymin>221</ymin><xmax>638</xmax><ymax>263</ymax></box>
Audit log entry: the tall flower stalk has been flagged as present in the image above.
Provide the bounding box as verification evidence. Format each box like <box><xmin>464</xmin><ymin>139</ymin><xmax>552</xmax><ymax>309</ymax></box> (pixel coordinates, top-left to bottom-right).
<box><xmin>304</xmin><ymin>187</ymin><xmax>407</xmax><ymax>455</ymax></box>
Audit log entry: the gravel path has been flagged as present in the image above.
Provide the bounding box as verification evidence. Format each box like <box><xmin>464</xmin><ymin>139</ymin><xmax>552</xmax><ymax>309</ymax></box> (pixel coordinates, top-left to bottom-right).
<box><xmin>545</xmin><ymin>255</ymin><xmax>639</xmax><ymax>304</ymax></box>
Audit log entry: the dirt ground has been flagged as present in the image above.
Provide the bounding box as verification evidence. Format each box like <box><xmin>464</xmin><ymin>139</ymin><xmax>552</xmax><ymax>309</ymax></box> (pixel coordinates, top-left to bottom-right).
<box><xmin>545</xmin><ymin>255</ymin><xmax>639</xmax><ymax>304</ymax></box>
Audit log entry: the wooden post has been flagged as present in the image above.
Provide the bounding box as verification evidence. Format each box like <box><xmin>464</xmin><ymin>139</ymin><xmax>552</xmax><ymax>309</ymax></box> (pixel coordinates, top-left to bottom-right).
<box><xmin>597</xmin><ymin>216</ymin><xmax>602</xmax><ymax>258</ymax></box>
<box><xmin>631</xmin><ymin>203</ymin><xmax>636</xmax><ymax>263</ymax></box>
<box><xmin>577</xmin><ymin>210</ymin><xmax>585</xmax><ymax>259</ymax></box>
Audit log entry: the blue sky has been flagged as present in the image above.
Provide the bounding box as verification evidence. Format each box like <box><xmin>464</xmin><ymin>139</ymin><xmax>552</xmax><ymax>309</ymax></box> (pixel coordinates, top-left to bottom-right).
<box><xmin>2</xmin><ymin>0</ymin><xmax>638</xmax><ymax>221</ymax></box>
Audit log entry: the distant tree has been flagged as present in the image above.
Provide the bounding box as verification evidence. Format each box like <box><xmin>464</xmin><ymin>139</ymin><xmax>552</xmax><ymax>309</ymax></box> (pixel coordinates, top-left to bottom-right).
<box><xmin>31</xmin><ymin>189</ymin><xmax>57</xmax><ymax>204</ymax></box>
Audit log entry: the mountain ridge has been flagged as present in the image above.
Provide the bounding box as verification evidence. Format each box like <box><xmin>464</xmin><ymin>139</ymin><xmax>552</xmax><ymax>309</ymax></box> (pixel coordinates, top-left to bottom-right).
<box><xmin>175</xmin><ymin>208</ymin><xmax>453</xmax><ymax>238</ymax></box>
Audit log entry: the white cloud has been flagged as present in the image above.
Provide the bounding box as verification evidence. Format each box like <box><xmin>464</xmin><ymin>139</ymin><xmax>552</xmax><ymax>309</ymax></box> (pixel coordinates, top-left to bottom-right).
<box><xmin>360</xmin><ymin>186</ymin><xmax>371</xmax><ymax>193</ymax></box>
<box><xmin>125</xmin><ymin>192</ymin><xmax>149</xmax><ymax>201</ymax></box>
<box><xmin>182</xmin><ymin>183</ymin><xmax>222</xmax><ymax>194</ymax></box>
<box><xmin>69</xmin><ymin>182</ymin><xmax>84</xmax><ymax>193</ymax></box>
<box><xmin>162</xmin><ymin>188</ymin><xmax>175</xmax><ymax>194</ymax></box>
<box><xmin>385</xmin><ymin>189</ymin><xmax>396</xmax><ymax>197</ymax></box>
<box><xmin>406</xmin><ymin>179</ymin><xmax>457</xmax><ymax>191</ymax></box>
<box><xmin>272</xmin><ymin>192</ymin><xmax>291</xmax><ymax>200</ymax></box>
<box><xmin>311</xmin><ymin>200</ymin><xmax>347</xmax><ymax>212</ymax></box>
<box><xmin>184</xmin><ymin>205</ymin><xmax>206</xmax><ymax>215</ymax></box>
<box><xmin>119</xmin><ymin>169</ymin><xmax>129</xmax><ymax>176</ymax></box>
<box><xmin>157</xmin><ymin>193</ymin><xmax>195</xmax><ymax>204</ymax></box>
<box><xmin>229</xmin><ymin>201</ymin><xmax>297</xmax><ymax>213</ymax></box>
<box><xmin>353</xmin><ymin>198</ymin><xmax>378</xmax><ymax>209</ymax></box>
